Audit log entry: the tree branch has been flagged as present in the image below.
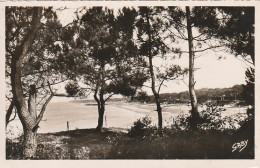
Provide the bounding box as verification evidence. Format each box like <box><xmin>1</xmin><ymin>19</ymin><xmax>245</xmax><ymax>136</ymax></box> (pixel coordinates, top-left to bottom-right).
<box><xmin>8</xmin><ymin>108</ymin><xmax>17</xmax><ymax>126</ymax></box>
<box><xmin>235</xmin><ymin>55</ymin><xmax>254</xmax><ymax>66</ymax></box>
<box><xmin>194</xmin><ymin>45</ymin><xmax>223</xmax><ymax>53</ymax></box>
<box><xmin>142</xmin><ymin>84</ymin><xmax>152</xmax><ymax>88</ymax></box>
<box><xmin>104</xmin><ymin>93</ymin><xmax>114</xmax><ymax>102</ymax></box>
<box><xmin>157</xmin><ymin>79</ymin><xmax>165</xmax><ymax>94</ymax></box>
<box><xmin>34</xmin><ymin>81</ymin><xmax>54</xmax><ymax>129</ymax></box>
<box><xmin>35</xmin><ymin>78</ymin><xmax>68</xmax><ymax>90</ymax></box>
<box><xmin>6</xmin><ymin>99</ymin><xmax>15</xmax><ymax>127</ymax></box>
<box><xmin>179</xmin><ymin>45</ymin><xmax>223</xmax><ymax>54</ymax></box>
<box><xmin>182</xmin><ymin>79</ymin><xmax>189</xmax><ymax>87</ymax></box>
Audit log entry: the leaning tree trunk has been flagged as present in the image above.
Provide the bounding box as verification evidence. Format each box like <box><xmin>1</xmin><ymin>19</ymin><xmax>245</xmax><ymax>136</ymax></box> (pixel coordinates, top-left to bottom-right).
<box><xmin>146</xmin><ymin>10</ymin><xmax>163</xmax><ymax>129</ymax></box>
<box><xmin>10</xmin><ymin>7</ymin><xmax>42</xmax><ymax>159</ymax></box>
<box><xmin>186</xmin><ymin>6</ymin><xmax>200</xmax><ymax>129</ymax></box>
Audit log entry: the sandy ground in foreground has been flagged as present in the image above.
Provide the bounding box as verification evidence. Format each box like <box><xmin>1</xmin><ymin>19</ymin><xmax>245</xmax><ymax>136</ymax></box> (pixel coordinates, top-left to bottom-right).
<box><xmin>6</xmin><ymin>96</ymin><xmax>247</xmax><ymax>137</ymax></box>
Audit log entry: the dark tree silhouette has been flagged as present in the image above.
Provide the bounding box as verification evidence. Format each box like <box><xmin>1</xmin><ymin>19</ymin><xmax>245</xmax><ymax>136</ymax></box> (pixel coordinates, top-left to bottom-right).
<box><xmin>192</xmin><ymin>7</ymin><xmax>254</xmax><ymax>65</ymax></box>
<box><xmin>6</xmin><ymin>7</ymin><xmax>64</xmax><ymax>158</ymax></box>
<box><xmin>63</xmin><ymin>7</ymin><xmax>148</xmax><ymax>131</ymax></box>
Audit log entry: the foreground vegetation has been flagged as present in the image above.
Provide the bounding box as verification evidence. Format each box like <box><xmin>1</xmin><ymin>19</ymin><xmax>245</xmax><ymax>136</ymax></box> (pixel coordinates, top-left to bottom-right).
<box><xmin>7</xmin><ymin>107</ymin><xmax>254</xmax><ymax>159</ymax></box>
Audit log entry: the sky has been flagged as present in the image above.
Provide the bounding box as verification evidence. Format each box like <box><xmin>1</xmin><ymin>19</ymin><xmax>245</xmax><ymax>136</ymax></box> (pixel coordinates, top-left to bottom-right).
<box><xmin>153</xmin><ymin>51</ymin><xmax>248</xmax><ymax>94</ymax></box>
<box><xmin>55</xmin><ymin>7</ymin><xmax>250</xmax><ymax>95</ymax></box>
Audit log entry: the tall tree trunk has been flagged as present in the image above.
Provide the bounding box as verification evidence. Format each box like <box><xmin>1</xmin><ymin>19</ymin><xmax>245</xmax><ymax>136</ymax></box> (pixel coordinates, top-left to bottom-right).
<box><xmin>146</xmin><ymin>10</ymin><xmax>163</xmax><ymax>129</ymax></box>
<box><xmin>149</xmin><ymin>56</ymin><xmax>162</xmax><ymax>129</ymax></box>
<box><xmin>95</xmin><ymin>91</ymin><xmax>105</xmax><ymax>131</ymax></box>
<box><xmin>96</xmin><ymin>61</ymin><xmax>106</xmax><ymax>131</ymax></box>
<box><xmin>22</xmin><ymin>84</ymin><xmax>38</xmax><ymax>159</ymax></box>
<box><xmin>94</xmin><ymin>85</ymin><xmax>101</xmax><ymax>131</ymax></box>
<box><xmin>10</xmin><ymin>7</ymin><xmax>42</xmax><ymax>159</ymax></box>
<box><xmin>96</xmin><ymin>98</ymin><xmax>105</xmax><ymax>131</ymax></box>
<box><xmin>23</xmin><ymin>124</ymin><xmax>37</xmax><ymax>159</ymax></box>
<box><xmin>16</xmin><ymin>85</ymin><xmax>38</xmax><ymax>159</ymax></box>
<box><xmin>186</xmin><ymin>6</ymin><xmax>200</xmax><ymax>129</ymax></box>
<box><xmin>155</xmin><ymin>96</ymin><xmax>162</xmax><ymax>129</ymax></box>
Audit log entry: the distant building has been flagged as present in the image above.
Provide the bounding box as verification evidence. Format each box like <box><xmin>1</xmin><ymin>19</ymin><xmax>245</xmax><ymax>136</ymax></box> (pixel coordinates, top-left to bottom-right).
<box><xmin>212</xmin><ymin>94</ymin><xmax>233</xmax><ymax>106</ymax></box>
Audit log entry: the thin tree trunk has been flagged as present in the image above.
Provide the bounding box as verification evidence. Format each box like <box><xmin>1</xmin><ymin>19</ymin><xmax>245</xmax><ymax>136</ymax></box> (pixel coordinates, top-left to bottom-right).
<box><xmin>145</xmin><ymin>10</ymin><xmax>163</xmax><ymax>129</ymax></box>
<box><xmin>156</xmin><ymin>98</ymin><xmax>162</xmax><ymax>128</ymax></box>
<box><xmin>130</xmin><ymin>96</ymin><xmax>134</xmax><ymax>102</ymax></box>
<box><xmin>6</xmin><ymin>99</ymin><xmax>15</xmax><ymax>127</ymax></box>
<box><xmin>94</xmin><ymin>86</ymin><xmax>101</xmax><ymax>131</ymax></box>
<box><xmin>96</xmin><ymin>99</ymin><xmax>105</xmax><ymax>131</ymax></box>
<box><xmin>96</xmin><ymin>61</ymin><xmax>106</xmax><ymax>131</ymax></box>
<box><xmin>186</xmin><ymin>6</ymin><xmax>200</xmax><ymax>129</ymax></box>
<box><xmin>94</xmin><ymin>91</ymin><xmax>105</xmax><ymax>131</ymax></box>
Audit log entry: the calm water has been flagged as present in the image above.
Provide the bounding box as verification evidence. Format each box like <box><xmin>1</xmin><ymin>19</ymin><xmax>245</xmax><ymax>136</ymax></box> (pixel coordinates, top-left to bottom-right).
<box><xmin>6</xmin><ymin>97</ymin><xmax>247</xmax><ymax>137</ymax></box>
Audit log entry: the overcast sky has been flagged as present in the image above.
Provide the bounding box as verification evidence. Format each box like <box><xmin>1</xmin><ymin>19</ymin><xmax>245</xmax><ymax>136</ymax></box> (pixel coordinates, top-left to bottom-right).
<box><xmin>55</xmin><ymin>7</ymin><xmax>250</xmax><ymax>95</ymax></box>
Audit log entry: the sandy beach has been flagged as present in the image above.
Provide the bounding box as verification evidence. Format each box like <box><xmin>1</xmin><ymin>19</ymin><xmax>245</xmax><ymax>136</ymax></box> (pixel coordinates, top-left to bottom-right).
<box><xmin>6</xmin><ymin>96</ymin><xmax>247</xmax><ymax>136</ymax></box>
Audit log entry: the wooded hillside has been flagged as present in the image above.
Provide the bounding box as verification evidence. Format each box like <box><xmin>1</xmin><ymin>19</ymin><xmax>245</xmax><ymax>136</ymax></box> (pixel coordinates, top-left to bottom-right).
<box><xmin>139</xmin><ymin>84</ymin><xmax>244</xmax><ymax>104</ymax></box>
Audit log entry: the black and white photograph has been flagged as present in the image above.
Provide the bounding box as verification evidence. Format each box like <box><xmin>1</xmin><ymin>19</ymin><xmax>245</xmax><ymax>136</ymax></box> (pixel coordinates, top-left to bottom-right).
<box><xmin>1</xmin><ymin>1</ymin><xmax>259</xmax><ymax>165</ymax></box>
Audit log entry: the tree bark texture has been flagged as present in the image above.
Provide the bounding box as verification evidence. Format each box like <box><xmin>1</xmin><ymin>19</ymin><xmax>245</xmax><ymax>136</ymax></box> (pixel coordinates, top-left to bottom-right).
<box><xmin>23</xmin><ymin>127</ymin><xmax>37</xmax><ymax>159</ymax></box>
<box><xmin>186</xmin><ymin>6</ymin><xmax>200</xmax><ymax>129</ymax></box>
<box><xmin>96</xmin><ymin>99</ymin><xmax>105</xmax><ymax>131</ymax></box>
<box><xmin>10</xmin><ymin>7</ymin><xmax>42</xmax><ymax>159</ymax></box>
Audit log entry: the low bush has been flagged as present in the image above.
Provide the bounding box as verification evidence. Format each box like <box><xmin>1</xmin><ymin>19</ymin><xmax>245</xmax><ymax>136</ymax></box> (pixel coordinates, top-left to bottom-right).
<box><xmin>6</xmin><ymin>139</ymin><xmax>23</xmax><ymax>159</ymax></box>
<box><xmin>128</xmin><ymin>116</ymin><xmax>157</xmax><ymax>138</ymax></box>
<box><xmin>108</xmin><ymin>105</ymin><xmax>254</xmax><ymax>159</ymax></box>
<box><xmin>65</xmin><ymin>81</ymin><xmax>80</xmax><ymax>97</ymax></box>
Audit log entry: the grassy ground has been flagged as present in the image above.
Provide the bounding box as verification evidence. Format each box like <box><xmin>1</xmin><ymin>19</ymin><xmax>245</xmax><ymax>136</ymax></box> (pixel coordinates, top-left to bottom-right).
<box><xmin>6</xmin><ymin>128</ymin><xmax>129</xmax><ymax>160</ymax></box>
<box><xmin>36</xmin><ymin>128</ymin><xmax>127</xmax><ymax>159</ymax></box>
<box><xmin>6</xmin><ymin>122</ymin><xmax>254</xmax><ymax>160</ymax></box>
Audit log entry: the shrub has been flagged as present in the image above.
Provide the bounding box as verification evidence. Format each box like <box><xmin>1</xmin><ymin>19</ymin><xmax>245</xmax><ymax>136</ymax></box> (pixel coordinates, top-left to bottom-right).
<box><xmin>6</xmin><ymin>139</ymin><xmax>23</xmax><ymax>159</ymax></box>
<box><xmin>108</xmin><ymin>116</ymin><xmax>239</xmax><ymax>159</ymax></box>
<box><xmin>128</xmin><ymin>116</ymin><xmax>157</xmax><ymax>138</ymax></box>
<box><xmin>198</xmin><ymin>103</ymin><xmax>226</xmax><ymax>130</ymax></box>
<box><xmin>171</xmin><ymin>112</ymin><xmax>190</xmax><ymax>131</ymax></box>
<box><xmin>136</xmin><ymin>91</ymin><xmax>150</xmax><ymax>103</ymax></box>
<box><xmin>65</xmin><ymin>82</ymin><xmax>80</xmax><ymax>97</ymax></box>
<box><xmin>197</xmin><ymin>103</ymin><xmax>248</xmax><ymax>130</ymax></box>
<box><xmin>108</xmin><ymin>111</ymin><xmax>254</xmax><ymax>159</ymax></box>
